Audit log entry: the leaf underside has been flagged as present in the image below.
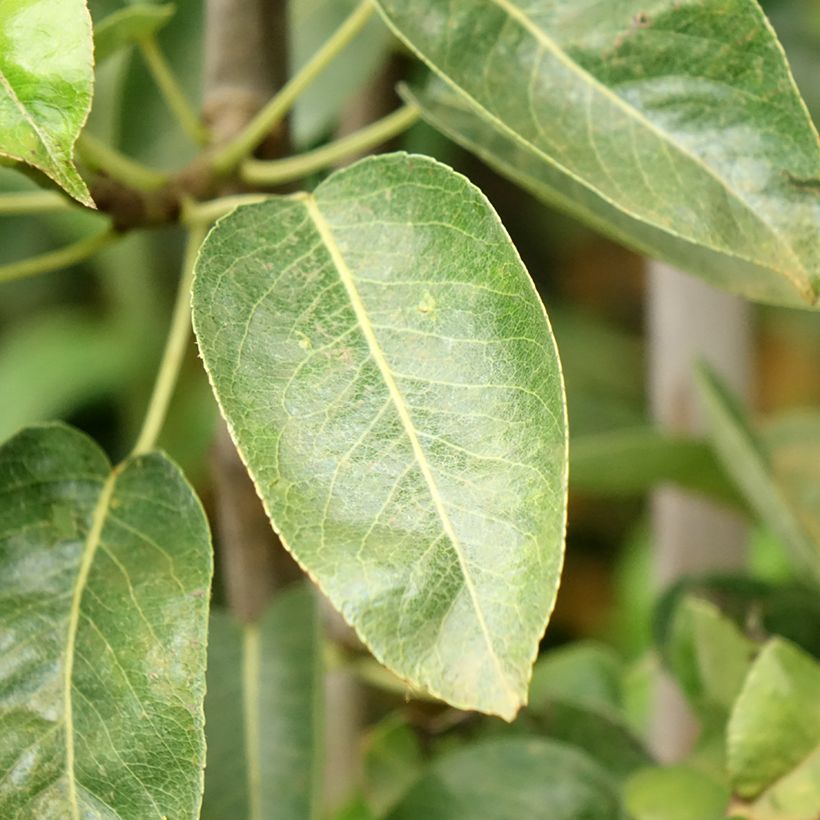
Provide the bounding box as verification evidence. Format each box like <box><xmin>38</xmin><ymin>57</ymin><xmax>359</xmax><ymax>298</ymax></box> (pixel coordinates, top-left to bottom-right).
<box><xmin>193</xmin><ymin>152</ymin><xmax>568</xmax><ymax>720</ymax></box>
<box><xmin>0</xmin><ymin>0</ymin><xmax>94</xmax><ymax>206</ymax></box>
<box><xmin>377</xmin><ymin>0</ymin><xmax>820</xmax><ymax>308</ymax></box>
<box><xmin>0</xmin><ymin>424</ymin><xmax>212</xmax><ymax>819</ymax></box>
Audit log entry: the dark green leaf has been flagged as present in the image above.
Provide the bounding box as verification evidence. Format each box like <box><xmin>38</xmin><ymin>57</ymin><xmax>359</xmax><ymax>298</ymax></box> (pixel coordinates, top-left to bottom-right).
<box><xmin>386</xmin><ymin>738</ymin><xmax>626</xmax><ymax>819</ymax></box>
<box><xmin>94</xmin><ymin>3</ymin><xmax>175</xmax><ymax>63</ymax></box>
<box><xmin>380</xmin><ymin>0</ymin><xmax>820</xmax><ymax>308</ymax></box>
<box><xmin>728</xmin><ymin>638</ymin><xmax>820</xmax><ymax>814</ymax></box>
<box><xmin>0</xmin><ymin>424</ymin><xmax>212</xmax><ymax>817</ymax></box>
<box><xmin>696</xmin><ymin>365</ymin><xmax>820</xmax><ymax>586</ymax></box>
<box><xmin>0</xmin><ymin>0</ymin><xmax>94</xmax><ymax>205</ymax></box>
<box><xmin>202</xmin><ymin>583</ymin><xmax>322</xmax><ymax>820</ymax></box>
<box><xmin>193</xmin><ymin>153</ymin><xmax>568</xmax><ymax>719</ymax></box>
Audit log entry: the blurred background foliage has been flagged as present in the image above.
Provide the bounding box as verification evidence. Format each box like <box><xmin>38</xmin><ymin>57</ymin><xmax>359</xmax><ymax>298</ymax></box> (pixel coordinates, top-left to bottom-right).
<box><xmin>1</xmin><ymin>0</ymin><xmax>819</xmax><ymax>813</ymax></box>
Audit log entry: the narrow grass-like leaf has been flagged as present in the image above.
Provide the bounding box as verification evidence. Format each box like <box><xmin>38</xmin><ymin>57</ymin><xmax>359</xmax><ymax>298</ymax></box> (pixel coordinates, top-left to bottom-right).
<box><xmin>193</xmin><ymin>152</ymin><xmax>568</xmax><ymax>720</ymax></box>
<box><xmin>202</xmin><ymin>583</ymin><xmax>322</xmax><ymax>820</ymax></box>
<box><xmin>378</xmin><ymin>0</ymin><xmax>820</xmax><ymax>308</ymax></box>
<box><xmin>696</xmin><ymin>365</ymin><xmax>820</xmax><ymax>586</ymax></box>
<box><xmin>0</xmin><ymin>424</ymin><xmax>212</xmax><ymax>818</ymax></box>
<box><xmin>94</xmin><ymin>4</ymin><xmax>176</xmax><ymax>63</ymax></box>
<box><xmin>0</xmin><ymin>0</ymin><xmax>94</xmax><ymax>206</ymax></box>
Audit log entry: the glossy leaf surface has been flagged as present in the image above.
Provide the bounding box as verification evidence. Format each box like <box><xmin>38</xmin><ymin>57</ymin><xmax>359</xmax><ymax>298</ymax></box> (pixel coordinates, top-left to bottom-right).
<box><xmin>381</xmin><ymin>0</ymin><xmax>820</xmax><ymax>308</ymax></box>
<box><xmin>193</xmin><ymin>153</ymin><xmax>567</xmax><ymax>719</ymax></box>
<box><xmin>0</xmin><ymin>0</ymin><xmax>94</xmax><ymax>206</ymax></box>
<box><xmin>386</xmin><ymin>738</ymin><xmax>626</xmax><ymax>819</ymax></box>
<box><xmin>202</xmin><ymin>584</ymin><xmax>322</xmax><ymax>820</ymax></box>
<box><xmin>728</xmin><ymin>639</ymin><xmax>820</xmax><ymax>816</ymax></box>
<box><xmin>0</xmin><ymin>424</ymin><xmax>212</xmax><ymax>818</ymax></box>
<box><xmin>625</xmin><ymin>766</ymin><xmax>729</xmax><ymax>820</ymax></box>
<box><xmin>94</xmin><ymin>3</ymin><xmax>175</xmax><ymax>63</ymax></box>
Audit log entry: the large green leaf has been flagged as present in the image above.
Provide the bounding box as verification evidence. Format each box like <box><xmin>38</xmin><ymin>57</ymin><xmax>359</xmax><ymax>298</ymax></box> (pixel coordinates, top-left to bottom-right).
<box><xmin>193</xmin><ymin>152</ymin><xmax>568</xmax><ymax>720</ymax></box>
<box><xmin>377</xmin><ymin>0</ymin><xmax>820</xmax><ymax>308</ymax></box>
<box><xmin>696</xmin><ymin>366</ymin><xmax>820</xmax><ymax>586</ymax></box>
<box><xmin>0</xmin><ymin>424</ymin><xmax>212</xmax><ymax>818</ymax></box>
<box><xmin>201</xmin><ymin>583</ymin><xmax>322</xmax><ymax>820</ymax></box>
<box><xmin>0</xmin><ymin>0</ymin><xmax>94</xmax><ymax>206</ymax></box>
<box><xmin>386</xmin><ymin>738</ymin><xmax>626</xmax><ymax>819</ymax></box>
<box><xmin>728</xmin><ymin>639</ymin><xmax>820</xmax><ymax>818</ymax></box>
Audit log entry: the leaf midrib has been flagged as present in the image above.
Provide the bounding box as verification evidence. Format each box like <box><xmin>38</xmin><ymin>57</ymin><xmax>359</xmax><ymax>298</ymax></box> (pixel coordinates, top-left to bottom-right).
<box><xmin>381</xmin><ymin>0</ymin><xmax>814</xmax><ymax>300</ymax></box>
<box><xmin>63</xmin><ymin>467</ymin><xmax>118</xmax><ymax>819</ymax></box>
<box><xmin>0</xmin><ymin>66</ymin><xmax>64</xmax><ymax>173</ymax></box>
<box><xmin>302</xmin><ymin>193</ymin><xmax>518</xmax><ymax>711</ymax></box>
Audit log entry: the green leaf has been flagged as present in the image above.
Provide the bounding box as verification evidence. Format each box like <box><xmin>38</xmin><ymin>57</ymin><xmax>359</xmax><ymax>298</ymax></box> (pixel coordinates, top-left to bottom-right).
<box><xmin>386</xmin><ymin>738</ymin><xmax>626</xmax><ymax>819</ymax></box>
<box><xmin>625</xmin><ymin>765</ymin><xmax>730</xmax><ymax>820</ymax></box>
<box><xmin>202</xmin><ymin>583</ymin><xmax>322</xmax><ymax>820</ymax></box>
<box><xmin>664</xmin><ymin>597</ymin><xmax>755</xmax><ymax>717</ymax></box>
<box><xmin>362</xmin><ymin>715</ymin><xmax>423</xmax><ymax>815</ymax></box>
<box><xmin>569</xmin><ymin>428</ymin><xmax>736</xmax><ymax>503</ymax></box>
<box><xmin>0</xmin><ymin>0</ymin><xmax>94</xmax><ymax>206</ymax></box>
<box><xmin>94</xmin><ymin>3</ymin><xmax>176</xmax><ymax>63</ymax></box>
<box><xmin>529</xmin><ymin>642</ymin><xmax>624</xmax><ymax>716</ymax></box>
<box><xmin>0</xmin><ymin>423</ymin><xmax>212</xmax><ymax>817</ymax></box>
<box><xmin>728</xmin><ymin>639</ymin><xmax>820</xmax><ymax>815</ymax></box>
<box><xmin>379</xmin><ymin>0</ymin><xmax>820</xmax><ymax>309</ymax></box>
<box><xmin>192</xmin><ymin>152</ymin><xmax>568</xmax><ymax>720</ymax></box>
<box><xmin>0</xmin><ymin>309</ymin><xmax>143</xmax><ymax>442</ymax></box>
<box><xmin>696</xmin><ymin>366</ymin><xmax>820</xmax><ymax>586</ymax></box>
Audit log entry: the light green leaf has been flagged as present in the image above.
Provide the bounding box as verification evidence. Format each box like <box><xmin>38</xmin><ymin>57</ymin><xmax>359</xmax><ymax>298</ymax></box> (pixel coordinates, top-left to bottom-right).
<box><xmin>193</xmin><ymin>152</ymin><xmax>568</xmax><ymax>720</ymax></box>
<box><xmin>696</xmin><ymin>366</ymin><xmax>820</xmax><ymax>586</ymax></box>
<box><xmin>0</xmin><ymin>423</ymin><xmax>212</xmax><ymax>818</ymax></box>
<box><xmin>290</xmin><ymin>0</ymin><xmax>393</xmax><ymax>146</ymax></box>
<box><xmin>202</xmin><ymin>583</ymin><xmax>322</xmax><ymax>820</ymax></box>
<box><xmin>94</xmin><ymin>3</ymin><xmax>175</xmax><ymax>63</ymax></box>
<box><xmin>625</xmin><ymin>765</ymin><xmax>730</xmax><ymax>820</ymax></box>
<box><xmin>0</xmin><ymin>0</ymin><xmax>94</xmax><ymax>206</ymax></box>
<box><xmin>378</xmin><ymin>0</ymin><xmax>820</xmax><ymax>308</ymax></box>
<box><xmin>386</xmin><ymin>738</ymin><xmax>626</xmax><ymax>819</ymax></box>
<box><xmin>728</xmin><ymin>639</ymin><xmax>820</xmax><ymax>815</ymax></box>
<box><xmin>665</xmin><ymin>597</ymin><xmax>755</xmax><ymax>717</ymax></box>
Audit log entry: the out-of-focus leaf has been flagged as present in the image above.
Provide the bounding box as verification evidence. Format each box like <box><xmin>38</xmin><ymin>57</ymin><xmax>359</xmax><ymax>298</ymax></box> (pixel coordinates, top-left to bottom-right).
<box><xmin>202</xmin><ymin>583</ymin><xmax>322</xmax><ymax>820</ymax></box>
<box><xmin>654</xmin><ymin>574</ymin><xmax>820</xmax><ymax>662</ymax></box>
<box><xmin>664</xmin><ymin>597</ymin><xmax>755</xmax><ymax>718</ymax></box>
<box><xmin>386</xmin><ymin>738</ymin><xmax>626</xmax><ymax>819</ymax></box>
<box><xmin>290</xmin><ymin>0</ymin><xmax>392</xmax><ymax>146</ymax></box>
<box><xmin>570</xmin><ymin>428</ymin><xmax>736</xmax><ymax>503</ymax></box>
<box><xmin>94</xmin><ymin>3</ymin><xmax>175</xmax><ymax>63</ymax></box>
<box><xmin>0</xmin><ymin>0</ymin><xmax>94</xmax><ymax>205</ymax></box>
<box><xmin>385</xmin><ymin>0</ymin><xmax>820</xmax><ymax>310</ymax></box>
<box><xmin>0</xmin><ymin>310</ymin><xmax>142</xmax><ymax>442</ymax></box>
<box><xmin>696</xmin><ymin>366</ymin><xmax>820</xmax><ymax>586</ymax></box>
<box><xmin>530</xmin><ymin>642</ymin><xmax>624</xmax><ymax>716</ymax></box>
<box><xmin>362</xmin><ymin>714</ymin><xmax>423</xmax><ymax>815</ymax></box>
<box><xmin>193</xmin><ymin>153</ymin><xmax>568</xmax><ymax>720</ymax></box>
<box><xmin>0</xmin><ymin>423</ymin><xmax>212</xmax><ymax>817</ymax></box>
<box><xmin>728</xmin><ymin>639</ymin><xmax>820</xmax><ymax>817</ymax></box>
<box><xmin>625</xmin><ymin>765</ymin><xmax>730</xmax><ymax>820</ymax></box>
